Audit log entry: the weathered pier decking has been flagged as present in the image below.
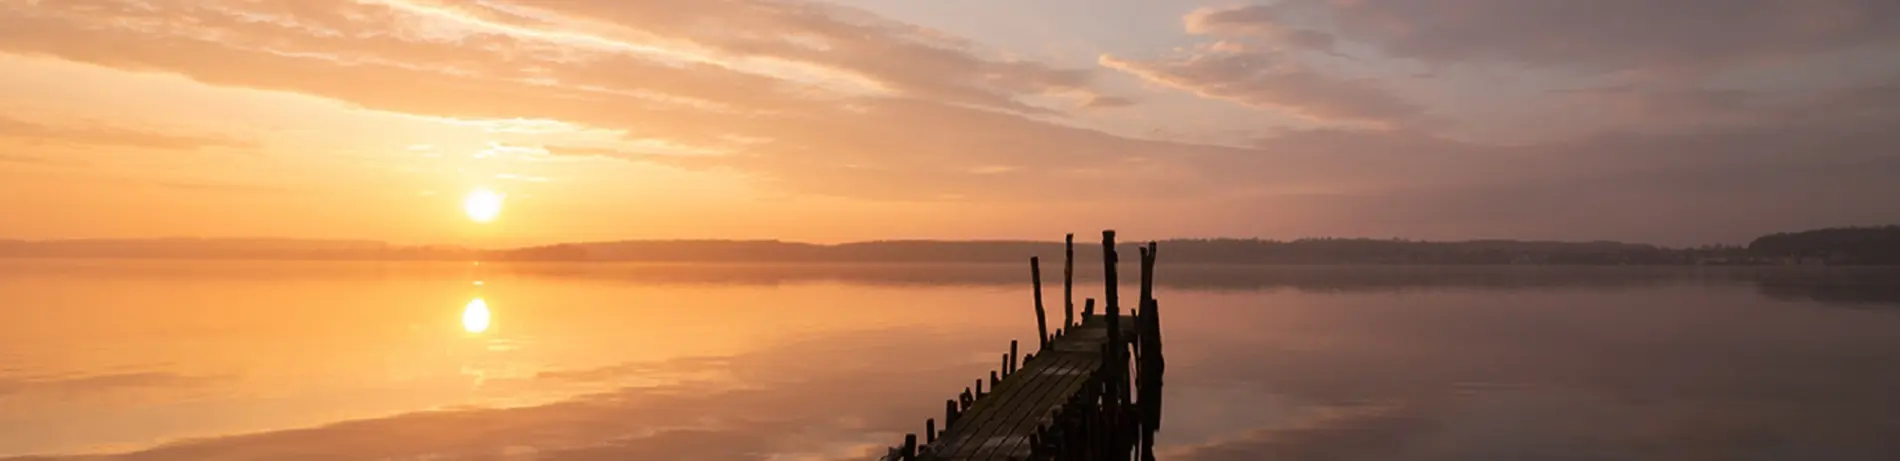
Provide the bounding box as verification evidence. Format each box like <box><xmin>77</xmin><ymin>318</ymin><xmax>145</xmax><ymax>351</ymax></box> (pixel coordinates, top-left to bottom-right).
<box><xmin>885</xmin><ymin>231</ymin><xmax>1166</xmax><ymax>461</ymax></box>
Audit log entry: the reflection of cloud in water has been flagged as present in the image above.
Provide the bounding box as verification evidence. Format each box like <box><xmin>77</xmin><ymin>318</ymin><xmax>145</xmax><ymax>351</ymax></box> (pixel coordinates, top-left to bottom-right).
<box><xmin>1162</xmin><ymin>403</ymin><xmax>1436</xmax><ymax>461</ymax></box>
<box><xmin>1156</xmin><ymin>287</ymin><xmax>1900</xmax><ymax>460</ymax></box>
<box><xmin>0</xmin><ymin>372</ymin><xmax>221</xmax><ymax>398</ymax></box>
<box><xmin>7</xmin><ymin>330</ymin><xmax>997</xmax><ymax>461</ymax></box>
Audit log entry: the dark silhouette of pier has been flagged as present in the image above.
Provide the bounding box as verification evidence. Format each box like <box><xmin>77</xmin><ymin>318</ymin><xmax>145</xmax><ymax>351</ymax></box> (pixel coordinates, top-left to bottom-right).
<box><xmin>883</xmin><ymin>231</ymin><xmax>1166</xmax><ymax>460</ymax></box>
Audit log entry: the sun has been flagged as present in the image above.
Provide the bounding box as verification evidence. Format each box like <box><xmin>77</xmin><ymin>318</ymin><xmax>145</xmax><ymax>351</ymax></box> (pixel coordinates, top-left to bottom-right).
<box><xmin>462</xmin><ymin>298</ymin><xmax>492</xmax><ymax>333</ymax></box>
<box><xmin>463</xmin><ymin>188</ymin><xmax>504</xmax><ymax>223</ymax></box>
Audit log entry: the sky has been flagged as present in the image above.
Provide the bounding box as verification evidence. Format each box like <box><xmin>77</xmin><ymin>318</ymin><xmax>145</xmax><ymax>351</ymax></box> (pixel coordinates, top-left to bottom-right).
<box><xmin>0</xmin><ymin>0</ymin><xmax>1896</xmax><ymax>247</ymax></box>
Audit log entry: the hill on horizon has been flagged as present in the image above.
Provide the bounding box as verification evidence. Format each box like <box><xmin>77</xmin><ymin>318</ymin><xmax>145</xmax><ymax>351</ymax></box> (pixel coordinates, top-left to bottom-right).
<box><xmin>2</xmin><ymin>226</ymin><xmax>1893</xmax><ymax>265</ymax></box>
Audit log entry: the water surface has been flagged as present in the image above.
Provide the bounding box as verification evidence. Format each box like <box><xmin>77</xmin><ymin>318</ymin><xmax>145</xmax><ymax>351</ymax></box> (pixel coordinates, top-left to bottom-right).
<box><xmin>3</xmin><ymin>261</ymin><xmax>1897</xmax><ymax>460</ymax></box>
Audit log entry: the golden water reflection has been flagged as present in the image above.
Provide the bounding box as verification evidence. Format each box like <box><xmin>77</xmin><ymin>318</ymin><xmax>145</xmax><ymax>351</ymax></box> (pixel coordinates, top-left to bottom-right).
<box><xmin>462</xmin><ymin>298</ymin><xmax>491</xmax><ymax>333</ymax></box>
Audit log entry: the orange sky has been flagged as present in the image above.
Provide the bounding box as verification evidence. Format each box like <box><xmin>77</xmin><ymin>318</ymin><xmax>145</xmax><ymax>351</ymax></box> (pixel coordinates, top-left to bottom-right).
<box><xmin>2</xmin><ymin>0</ymin><xmax>1896</xmax><ymax>246</ymax></box>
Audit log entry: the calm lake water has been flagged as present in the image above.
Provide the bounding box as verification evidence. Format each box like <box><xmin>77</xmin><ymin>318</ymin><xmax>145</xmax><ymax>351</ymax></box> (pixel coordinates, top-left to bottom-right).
<box><xmin>3</xmin><ymin>261</ymin><xmax>1898</xmax><ymax>460</ymax></box>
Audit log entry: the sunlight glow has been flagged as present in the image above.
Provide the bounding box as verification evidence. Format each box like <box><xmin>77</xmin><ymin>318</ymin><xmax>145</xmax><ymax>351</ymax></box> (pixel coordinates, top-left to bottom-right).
<box><xmin>462</xmin><ymin>298</ymin><xmax>492</xmax><ymax>333</ymax></box>
<box><xmin>464</xmin><ymin>188</ymin><xmax>504</xmax><ymax>223</ymax></box>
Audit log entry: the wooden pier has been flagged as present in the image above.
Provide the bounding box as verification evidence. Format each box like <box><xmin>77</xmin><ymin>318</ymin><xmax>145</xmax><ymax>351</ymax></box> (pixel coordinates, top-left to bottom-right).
<box><xmin>884</xmin><ymin>231</ymin><xmax>1166</xmax><ymax>461</ymax></box>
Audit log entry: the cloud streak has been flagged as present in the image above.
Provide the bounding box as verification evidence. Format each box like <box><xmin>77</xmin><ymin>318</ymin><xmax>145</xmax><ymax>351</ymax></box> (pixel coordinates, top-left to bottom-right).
<box><xmin>0</xmin><ymin>117</ymin><xmax>251</xmax><ymax>151</ymax></box>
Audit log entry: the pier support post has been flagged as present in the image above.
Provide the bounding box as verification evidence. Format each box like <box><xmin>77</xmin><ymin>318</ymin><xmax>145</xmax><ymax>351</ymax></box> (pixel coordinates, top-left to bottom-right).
<box><xmin>1031</xmin><ymin>256</ymin><xmax>1049</xmax><ymax>350</ymax></box>
<box><xmin>1064</xmin><ymin>233</ymin><xmax>1075</xmax><ymax>329</ymax></box>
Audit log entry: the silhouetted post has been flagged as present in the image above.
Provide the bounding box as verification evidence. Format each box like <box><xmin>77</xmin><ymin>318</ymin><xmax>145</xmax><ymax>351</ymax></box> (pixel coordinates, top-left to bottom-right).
<box><xmin>1135</xmin><ymin>246</ymin><xmax>1148</xmax><ymax>360</ymax></box>
<box><xmin>1064</xmin><ymin>233</ymin><xmax>1075</xmax><ymax>328</ymax></box>
<box><xmin>991</xmin><ymin>370</ymin><xmax>1000</xmax><ymax>388</ymax></box>
<box><xmin>945</xmin><ymin>399</ymin><xmax>958</xmax><ymax>427</ymax></box>
<box><xmin>1009</xmin><ymin>340</ymin><xmax>1019</xmax><ymax>374</ymax></box>
<box><xmin>1031</xmin><ymin>256</ymin><xmax>1049</xmax><ymax>350</ymax></box>
<box><xmin>1083</xmin><ymin>298</ymin><xmax>1096</xmax><ymax>320</ymax></box>
<box><xmin>1102</xmin><ymin>230</ymin><xmax>1124</xmax><ymax>459</ymax></box>
<box><xmin>961</xmin><ymin>388</ymin><xmax>973</xmax><ymax>410</ymax></box>
<box><xmin>1139</xmin><ymin>245</ymin><xmax>1155</xmax><ymax>310</ymax></box>
<box><xmin>901</xmin><ymin>434</ymin><xmax>917</xmax><ymax>460</ymax></box>
<box><xmin>976</xmin><ymin>379</ymin><xmax>984</xmax><ymax>399</ymax></box>
<box><xmin>926</xmin><ymin>419</ymin><xmax>937</xmax><ymax>444</ymax></box>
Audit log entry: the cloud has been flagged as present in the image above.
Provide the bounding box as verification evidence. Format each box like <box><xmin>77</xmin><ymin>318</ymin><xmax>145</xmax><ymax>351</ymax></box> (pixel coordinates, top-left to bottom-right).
<box><xmin>1222</xmin><ymin>0</ymin><xmax>1900</xmax><ymax>75</ymax></box>
<box><xmin>0</xmin><ymin>116</ymin><xmax>252</xmax><ymax>151</ymax></box>
<box><xmin>0</xmin><ymin>0</ymin><xmax>1179</xmax><ymax>200</ymax></box>
<box><xmin>1101</xmin><ymin>51</ymin><xmax>1424</xmax><ymax>127</ymax></box>
<box><xmin>0</xmin><ymin>0</ymin><xmax>1894</xmax><ymax>241</ymax></box>
<box><xmin>0</xmin><ymin>372</ymin><xmax>219</xmax><ymax>397</ymax></box>
<box><xmin>1082</xmin><ymin>94</ymin><xmax>1138</xmax><ymax>109</ymax></box>
<box><xmin>1184</xmin><ymin>5</ymin><xmax>1339</xmax><ymax>54</ymax></box>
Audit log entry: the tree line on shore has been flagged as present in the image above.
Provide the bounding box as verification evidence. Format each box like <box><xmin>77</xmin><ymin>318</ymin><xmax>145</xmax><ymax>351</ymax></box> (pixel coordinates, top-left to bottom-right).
<box><xmin>2</xmin><ymin>226</ymin><xmax>1895</xmax><ymax>265</ymax></box>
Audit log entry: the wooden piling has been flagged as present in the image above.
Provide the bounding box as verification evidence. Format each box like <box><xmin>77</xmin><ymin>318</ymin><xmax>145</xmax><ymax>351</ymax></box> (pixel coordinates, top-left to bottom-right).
<box><xmin>945</xmin><ymin>399</ymin><xmax>958</xmax><ymax>427</ymax></box>
<box><xmin>902</xmin><ymin>434</ymin><xmax>917</xmax><ymax>460</ymax></box>
<box><xmin>990</xmin><ymin>370</ymin><xmax>999</xmax><ymax>388</ymax></box>
<box><xmin>927</xmin><ymin>419</ymin><xmax>937</xmax><ymax>444</ymax></box>
<box><xmin>1009</xmin><ymin>340</ymin><xmax>1019</xmax><ymax>374</ymax></box>
<box><xmin>1103</xmin><ymin>230</ymin><xmax>1124</xmax><ymax>459</ymax></box>
<box><xmin>1083</xmin><ymin>298</ymin><xmax>1095</xmax><ymax>320</ymax></box>
<box><xmin>1064</xmin><ymin>233</ymin><xmax>1075</xmax><ymax>329</ymax></box>
<box><xmin>1031</xmin><ymin>256</ymin><xmax>1049</xmax><ymax>350</ymax></box>
<box><xmin>976</xmin><ymin>379</ymin><xmax>984</xmax><ymax>399</ymax></box>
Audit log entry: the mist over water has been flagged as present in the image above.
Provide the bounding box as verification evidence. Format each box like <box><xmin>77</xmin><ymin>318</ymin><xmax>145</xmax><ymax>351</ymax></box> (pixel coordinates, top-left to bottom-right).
<box><xmin>2</xmin><ymin>260</ymin><xmax>1897</xmax><ymax>460</ymax></box>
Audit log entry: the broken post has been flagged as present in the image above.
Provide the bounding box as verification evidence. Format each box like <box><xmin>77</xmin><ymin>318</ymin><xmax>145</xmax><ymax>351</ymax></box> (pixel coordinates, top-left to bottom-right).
<box><xmin>1009</xmin><ymin>339</ymin><xmax>1019</xmax><ymax>374</ymax></box>
<box><xmin>1031</xmin><ymin>256</ymin><xmax>1049</xmax><ymax>350</ymax></box>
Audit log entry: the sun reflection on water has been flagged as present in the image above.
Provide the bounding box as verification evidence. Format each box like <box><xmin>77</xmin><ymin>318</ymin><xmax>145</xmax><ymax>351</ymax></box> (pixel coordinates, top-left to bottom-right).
<box><xmin>462</xmin><ymin>298</ymin><xmax>492</xmax><ymax>333</ymax></box>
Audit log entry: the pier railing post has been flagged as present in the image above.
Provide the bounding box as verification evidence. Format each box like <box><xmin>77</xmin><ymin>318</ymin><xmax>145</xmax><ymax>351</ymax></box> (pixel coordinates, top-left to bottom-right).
<box><xmin>1031</xmin><ymin>256</ymin><xmax>1049</xmax><ymax>350</ymax></box>
<box><xmin>1064</xmin><ymin>233</ymin><xmax>1075</xmax><ymax>329</ymax></box>
<box><xmin>1009</xmin><ymin>339</ymin><xmax>1019</xmax><ymax>375</ymax></box>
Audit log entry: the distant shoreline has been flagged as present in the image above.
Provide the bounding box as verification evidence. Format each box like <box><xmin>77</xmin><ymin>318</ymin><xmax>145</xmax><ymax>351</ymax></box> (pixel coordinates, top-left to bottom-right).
<box><xmin>4</xmin><ymin>225</ymin><xmax>1896</xmax><ymax>266</ymax></box>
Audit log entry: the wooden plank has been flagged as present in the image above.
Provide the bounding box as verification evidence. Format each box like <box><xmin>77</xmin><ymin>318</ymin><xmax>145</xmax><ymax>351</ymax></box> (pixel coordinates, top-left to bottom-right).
<box><xmin>964</xmin><ymin>353</ymin><xmax>1098</xmax><ymax>460</ymax></box>
<box><xmin>978</xmin><ymin>358</ymin><xmax>1099</xmax><ymax>460</ymax></box>
<box><xmin>928</xmin><ymin>353</ymin><xmax>1084</xmax><ymax>459</ymax></box>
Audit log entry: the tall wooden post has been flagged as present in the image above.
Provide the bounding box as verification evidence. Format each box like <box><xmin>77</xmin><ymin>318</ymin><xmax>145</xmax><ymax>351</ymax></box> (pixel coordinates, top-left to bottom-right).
<box><xmin>901</xmin><ymin>434</ymin><xmax>917</xmax><ymax>460</ymax></box>
<box><xmin>926</xmin><ymin>419</ymin><xmax>937</xmax><ymax>444</ymax></box>
<box><xmin>1031</xmin><ymin>256</ymin><xmax>1049</xmax><ymax>350</ymax></box>
<box><xmin>1064</xmin><ymin>233</ymin><xmax>1075</xmax><ymax>328</ymax></box>
<box><xmin>1102</xmin><ymin>230</ymin><xmax>1123</xmax><ymax>459</ymax></box>
<box><xmin>1083</xmin><ymin>297</ymin><xmax>1096</xmax><ymax>320</ymax></box>
<box><xmin>945</xmin><ymin>399</ymin><xmax>959</xmax><ymax>427</ymax></box>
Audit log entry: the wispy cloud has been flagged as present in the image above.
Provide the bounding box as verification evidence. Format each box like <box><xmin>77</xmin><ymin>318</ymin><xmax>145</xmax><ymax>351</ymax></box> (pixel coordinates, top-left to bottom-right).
<box><xmin>0</xmin><ymin>116</ymin><xmax>252</xmax><ymax>151</ymax></box>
